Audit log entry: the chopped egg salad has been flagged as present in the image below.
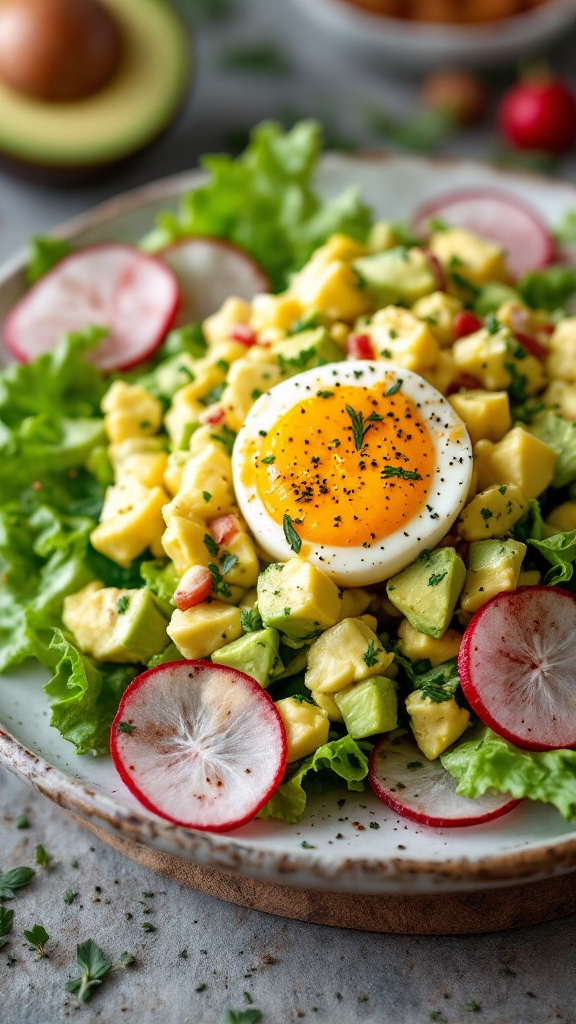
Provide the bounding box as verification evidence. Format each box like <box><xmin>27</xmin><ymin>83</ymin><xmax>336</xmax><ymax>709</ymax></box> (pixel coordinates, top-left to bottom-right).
<box><xmin>3</xmin><ymin>126</ymin><xmax>576</xmax><ymax>830</ymax></box>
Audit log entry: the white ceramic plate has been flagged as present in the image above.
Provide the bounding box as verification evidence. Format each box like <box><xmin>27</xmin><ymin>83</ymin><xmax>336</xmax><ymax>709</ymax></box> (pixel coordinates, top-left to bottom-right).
<box><xmin>287</xmin><ymin>0</ymin><xmax>576</xmax><ymax>70</ymax></box>
<box><xmin>1</xmin><ymin>154</ymin><xmax>576</xmax><ymax>896</ymax></box>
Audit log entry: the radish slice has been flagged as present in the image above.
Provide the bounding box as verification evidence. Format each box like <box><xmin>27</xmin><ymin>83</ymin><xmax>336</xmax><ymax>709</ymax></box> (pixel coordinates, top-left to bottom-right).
<box><xmin>458</xmin><ymin>586</ymin><xmax>576</xmax><ymax>751</ymax></box>
<box><xmin>160</xmin><ymin>237</ymin><xmax>270</xmax><ymax>326</ymax></box>
<box><xmin>111</xmin><ymin>660</ymin><xmax>287</xmax><ymax>832</ymax></box>
<box><xmin>412</xmin><ymin>189</ymin><xmax>554</xmax><ymax>279</ymax></box>
<box><xmin>4</xmin><ymin>244</ymin><xmax>179</xmax><ymax>372</ymax></box>
<box><xmin>369</xmin><ymin>735</ymin><xmax>520</xmax><ymax>827</ymax></box>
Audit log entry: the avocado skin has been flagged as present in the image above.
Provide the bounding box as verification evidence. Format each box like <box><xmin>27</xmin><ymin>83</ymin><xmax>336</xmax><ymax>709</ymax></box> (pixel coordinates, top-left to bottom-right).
<box><xmin>211</xmin><ymin>627</ymin><xmax>282</xmax><ymax>688</ymax></box>
<box><xmin>386</xmin><ymin>547</ymin><xmax>466</xmax><ymax>639</ymax></box>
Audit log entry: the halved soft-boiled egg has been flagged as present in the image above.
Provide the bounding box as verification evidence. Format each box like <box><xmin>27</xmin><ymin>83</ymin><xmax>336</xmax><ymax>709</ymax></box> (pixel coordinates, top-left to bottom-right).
<box><xmin>232</xmin><ymin>361</ymin><xmax>473</xmax><ymax>586</ymax></box>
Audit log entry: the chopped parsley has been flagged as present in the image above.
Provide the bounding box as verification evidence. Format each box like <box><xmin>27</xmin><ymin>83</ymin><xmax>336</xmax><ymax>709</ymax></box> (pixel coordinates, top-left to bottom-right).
<box><xmin>283</xmin><ymin>514</ymin><xmax>302</xmax><ymax>554</ymax></box>
<box><xmin>35</xmin><ymin>845</ymin><xmax>50</xmax><ymax>870</ymax></box>
<box><xmin>211</xmin><ymin>424</ymin><xmax>236</xmax><ymax>456</ymax></box>
<box><xmin>363</xmin><ymin>639</ymin><xmax>379</xmax><ymax>667</ymax></box>
<box><xmin>428</xmin><ymin>571</ymin><xmax>447</xmax><ymax>586</ymax></box>
<box><xmin>381</xmin><ymin>466</ymin><xmax>422</xmax><ymax>480</ymax></box>
<box><xmin>202</xmin><ymin>490</ymin><xmax>212</xmax><ymax>503</ymax></box>
<box><xmin>385</xmin><ymin>379</ymin><xmax>403</xmax><ymax>397</ymax></box>
<box><xmin>117</xmin><ymin>595</ymin><xmax>130</xmax><ymax>615</ymax></box>
<box><xmin>345</xmin><ymin>405</ymin><xmax>384</xmax><ymax>450</ymax></box>
<box><xmin>63</xmin><ymin>889</ymin><xmax>77</xmax><ymax>905</ymax></box>
<box><xmin>407</xmin><ymin>761</ymin><xmax>424</xmax><ymax>770</ymax></box>
<box><xmin>480</xmin><ymin>508</ymin><xmax>493</xmax><ymax>521</ymax></box>
<box><xmin>261</xmin><ymin>455</ymin><xmax>276</xmax><ymax>464</ymax></box>
<box><xmin>0</xmin><ymin>907</ymin><xmax>14</xmax><ymax>950</ymax></box>
<box><xmin>241</xmin><ymin>607</ymin><xmax>263</xmax><ymax>632</ymax></box>
<box><xmin>204</xmin><ymin>533</ymin><xmax>220</xmax><ymax>558</ymax></box>
<box><xmin>219</xmin><ymin>552</ymin><xmax>238</xmax><ymax>577</ymax></box>
<box><xmin>117</xmin><ymin>721</ymin><xmax>136</xmax><ymax>734</ymax></box>
<box><xmin>316</xmin><ymin>390</ymin><xmax>334</xmax><ymax>398</ymax></box>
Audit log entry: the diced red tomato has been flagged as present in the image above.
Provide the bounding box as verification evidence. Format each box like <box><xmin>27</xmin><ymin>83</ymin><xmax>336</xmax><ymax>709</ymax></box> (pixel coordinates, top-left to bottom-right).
<box><xmin>174</xmin><ymin>566</ymin><xmax>213</xmax><ymax>611</ymax></box>
<box><xmin>453</xmin><ymin>311</ymin><xmax>483</xmax><ymax>339</ymax></box>
<box><xmin>347</xmin><ymin>333</ymin><xmax>375</xmax><ymax>360</ymax></box>
<box><xmin>209</xmin><ymin>513</ymin><xmax>240</xmax><ymax>546</ymax></box>
<box><xmin>230</xmin><ymin>323</ymin><xmax>257</xmax><ymax>346</ymax></box>
<box><xmin>201</xmin><ymin>405</ymin><xmax>225</xmax><ymax>426</ymax></box>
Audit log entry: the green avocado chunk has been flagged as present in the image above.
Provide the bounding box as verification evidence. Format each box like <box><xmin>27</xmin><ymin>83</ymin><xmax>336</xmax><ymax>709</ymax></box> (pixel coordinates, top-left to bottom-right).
<box><xmin>473</xmin><ymin>281</ymin><xmax>520</xmax><ymax>317</ymax></box>
<box><xmin>63</xmin><ymin>585</ymin><xmax>169</xmax><ymax>664</ymax></box>
<box><xmin>352</xmin><ymin>247</ymin><xmax>436</xmax><ymax>307</ymax></box>
<box><xmin>335</xmin><ymin>676</ymin><xmax>398</xmax><ymax>739</ymax></box>
<box><xmin>211</xmin><ymin>627</ymin><xmax>282</xmax><ymax>688</ymax></box>
<box><xmin>386</xmin><ymin>548</ymin><xmax>466</xmax><ymax>639</ymax></box>
<box><xmin>257</xmin><ymin>560</ymin><xmax>342</xmax><ymax>641</ymax></box>
<box><xmin>275</xmin><ymin>327</ymin><xmax>344</xmax><ymax>375</ymax></box>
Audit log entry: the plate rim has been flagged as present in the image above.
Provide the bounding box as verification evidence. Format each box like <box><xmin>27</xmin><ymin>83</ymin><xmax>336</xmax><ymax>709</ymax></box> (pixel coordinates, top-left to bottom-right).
<box><xmin>2</xmin><ymin>151</ymin><xmax>576</xmax><ymax>892</ymax></box>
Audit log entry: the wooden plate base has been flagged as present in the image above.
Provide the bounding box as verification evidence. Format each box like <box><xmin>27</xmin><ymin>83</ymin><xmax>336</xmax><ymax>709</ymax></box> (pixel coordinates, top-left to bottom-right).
<box><xmin>73</xmin><ymin>815</ymin><xmax>576</xmax><ymax>935</ymax></box>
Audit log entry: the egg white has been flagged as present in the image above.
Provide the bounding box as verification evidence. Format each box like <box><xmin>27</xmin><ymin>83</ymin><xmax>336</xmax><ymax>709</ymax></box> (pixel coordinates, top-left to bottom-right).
<box><xmin>232</xmin><ymin>361</ymin><xmax>473</xmax><ymax>586</ymax></box>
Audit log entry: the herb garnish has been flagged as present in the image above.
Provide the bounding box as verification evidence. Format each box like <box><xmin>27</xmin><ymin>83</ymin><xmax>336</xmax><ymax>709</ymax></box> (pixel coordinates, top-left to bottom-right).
<box><xmin>381</xmin><ymin>466</ymin><xmax>422</xmax><ymax>480</ymax></box>
<box><xmin>24</xmin><ymin>924</ymin><xmax>49</xmax><ymax>957</ymax></box>
<box><xmin>261</xmin><ymin>455</ymin><xmax>275</xmax><ymax>464</ymax></box>
<box><xmin>224</xmin><ymin>1011</ymin><xmax>262</xmax><ymax>1024</ymax></box>
<box><xmin>117</xmin><ymin>721</ymin><xmax>136</xmax><ymax>735</ymax></box>
<box><xmin>117</xmin><ymin>595</ymin><xmax>130</xmax><ymax>615</ymax></box>
<box><xmin>211</xmin><ymin>425</ymin><xmax>236</xmax><ymax>456</ymax></box>
<box><xmin>202</xmin><ymin>491</ymin><xmax>212</xmax><ymax>503</ymax></box>
<box><xmin>241</xmin><ymin>607</ymin><xmax>263</xmax><ymax>632</ymax></box>
<box><xmin>345</xmin><ymin>405</ymin><xmax>383</xmax><ymax>450</ymax></box>
<box><xmin>204</xmin><ymin>533</ymin><xmax>219</xmax><ymax>558</ymax></box>
<box><xmin>65</xmin><ymin>940</ymin><xmax>112</xmax><ymax>1003</ymax></box>
<box><xmin>283</xmin><ymin>514</ymin><xmax>302</xmax><ymax>554</ymax></box>
<box><xmin>35</xmin><ymin>845</ymin><xmax>50</xmax><ymax>870</ymax></box>
<box><xmin>363</xmin><ymin>639</ymin><xmax>379</xmax><ymax>667</ymax></box>
<box><xmin>385</xmin><ymin>379</ymin><xmax>403</xmax><ymax>397</ymax></box>
<box><xmin>428</xmin><ymin>572</ymin><xmax>447</xmax><ymax>587</ymax></box>
<box><xmin>0</xmin><ymin>867</ymin><xmax>35</xmax><ymax>899</ymax></box>
<box><xmin>0</xmin><ymin>907</ymin><xmax>14</xmax><ymax>949</ymax></box>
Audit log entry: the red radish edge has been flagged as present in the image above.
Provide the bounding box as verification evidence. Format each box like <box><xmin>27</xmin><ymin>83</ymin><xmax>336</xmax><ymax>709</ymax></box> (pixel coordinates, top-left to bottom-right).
<box><xmin>111</xmin><ymin>660</ymin><xmax>288</xmax><ymax>833</ymax></box>
<box><xmin>412</xmin><ymin>188</ymin><xmax>555</xmax><ymax>278</ymax></box>
<box><xmin>160</xmin><ymin>236</ymin><xmax>270</xmax><ymax>326</ymax></box>
<box><xmin>458</xmin><ymin>587</ymin><xmax>576</xmax><ymax>752</ymax></box>
<box><xmin>4</xmin><ymin>243</ymin><xmax>180</xmax><ymax>372</ymax></box>
<box><xmin>369</xmin><ymin>736</ymin><xmax>520</xmax><ymax>828</ymax></box>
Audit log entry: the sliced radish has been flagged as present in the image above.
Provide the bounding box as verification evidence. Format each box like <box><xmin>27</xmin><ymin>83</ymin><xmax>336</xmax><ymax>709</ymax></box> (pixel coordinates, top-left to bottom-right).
<box><xmin>111</xmin><ymin>660</ymin><xmax>287</xmax><ymax>832</ymax></box>
<box><xmin>160</xmin><ymin>237</ymin><xmax>270</xmax><ymax>326</ymax></box>
<box><xmin>174</xmin><ymin>566</ymin><xmax>213</xmax><ymax>611</ymax></box>
<box><xmin>369</xmin><ymin>735</ymin><xmax>520</xmax><ymax>828</ymax></box>
<box><xmin>5</xmin><ymin>244</ymin><xmax>179</xmax><ymax>372</ymax></box>
<box><xmin>412</xmin><ymin>189</ymin><xmax>554</xmax><ymax>279</ymax></box>
<box><xmin>459</xmin><ymin>587</ymin><xmax>576</xmax><ymax>751</ymax></box>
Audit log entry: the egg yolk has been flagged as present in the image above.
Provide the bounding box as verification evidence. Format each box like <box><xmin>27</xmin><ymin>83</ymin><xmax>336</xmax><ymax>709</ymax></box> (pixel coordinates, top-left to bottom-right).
<box><xmin>254</xmin><ymin>382</ymin><xmax>436</xmax><ymax>547</ymax></box>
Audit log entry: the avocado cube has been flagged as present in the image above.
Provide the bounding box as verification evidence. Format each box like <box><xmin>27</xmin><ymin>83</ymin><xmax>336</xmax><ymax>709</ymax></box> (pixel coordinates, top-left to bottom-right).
<box><xmin>275</xmin><ymin>327</ymin><xmax>344</xmax><ymax>376</ymax></box>
<box><xmin>257</xmin><ymin>559</ymin><xmax>342</xmax><ymax>641</ymax></box>
<box><xmin>406</xmin><ymin>691</ymin><xmax>470</xmax><ymax>760</ymax></box>
<box><xmin>461</xmin><ymin>539</ymin><xmax>526</xmax><ymax>614</ymax></box>
<box><xmin>353</xmin><ymin>247</ymin><xmax>436</xmax><ymax>307</ymax></box>
<box><xmin>305</xmin><ymin>617</ymin><xmax>394</xmax><ymax>693</ymax></box>
<box><xmin>473</xmin><ymin>281</ymin><xmax>520</xmax><ymax>317</ymax></box>
<box><xmin>386</xmin><ymin>548</ymin><xmax>466</xmax><ymax>639</ymax></box>
<box><xmin>211</xmin><ymin>627</ymin><xmax>282</xmax><ymax>688</ymax></box>
<box><xmin>335</xmin><ymin>676</ymin><xmax>397</xmax><ymax>739</ymax></box>
<box><xmin>167</xmin><ymin>600</ymin><xmax>243</xmax><ymax>659</ymax></box>
<box><xmin>63</xmin><ymin>582</ymin><xmax>169</xmax><ymax>664</ymax></box>
<box><xmin>275</xmin><ymin>697</ymin><xmax>329</xmax><ymax>762</ymax></box>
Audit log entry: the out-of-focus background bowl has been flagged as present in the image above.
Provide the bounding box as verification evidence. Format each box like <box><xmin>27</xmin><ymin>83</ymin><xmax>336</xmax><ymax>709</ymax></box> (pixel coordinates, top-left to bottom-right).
<box><xmin>287</xmin><ymin>0</ymin><xmax>576</xmax><ymax>70</ymax></box>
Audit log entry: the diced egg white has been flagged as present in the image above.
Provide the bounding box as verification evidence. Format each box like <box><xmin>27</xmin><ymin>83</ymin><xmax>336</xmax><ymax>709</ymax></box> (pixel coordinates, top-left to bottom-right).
<box><xmin>232</xmin><ymin>361</ymin><xmax>473</xmax><ymax>586</ymax></box>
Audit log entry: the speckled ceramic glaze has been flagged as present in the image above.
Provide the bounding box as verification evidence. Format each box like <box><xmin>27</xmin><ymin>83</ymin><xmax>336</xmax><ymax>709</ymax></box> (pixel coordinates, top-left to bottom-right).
<box><xmin>1</xmin><ymin>156</ymin><xmax>576</xmax><ymax>896</ymax></box>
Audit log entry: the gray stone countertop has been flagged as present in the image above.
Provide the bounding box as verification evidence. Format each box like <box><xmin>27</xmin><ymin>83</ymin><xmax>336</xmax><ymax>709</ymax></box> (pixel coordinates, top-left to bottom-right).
<box><xmin>1</xmin><ymin>1</ymin><xmax>576</xmax><ymax>1021</ymax></box>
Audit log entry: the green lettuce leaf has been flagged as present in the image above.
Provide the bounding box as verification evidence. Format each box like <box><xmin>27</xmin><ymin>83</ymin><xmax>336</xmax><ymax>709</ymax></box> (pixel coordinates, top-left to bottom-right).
<box><xmin>44</xmin><ymin>630</ymin><xmax>136</xmax><ymax>755</ymax></box>
<box><xmin>26</xmin><ymin>236</ymin><xmax>73</xmax><ymax>285</ymax></box>
<box><xmin>528</xmin><ymin>530</ymin><xmax>576</xmax><ymax>586</ymax></box>
<box><xmin>140</xmin><ymin>560</ymin><xmax>179</xmax><ymax>617</ymax></box>
<box><xmin>527</xmin><ymin>410</ymin><xmax>576</xmax><ymax>488</ymax></box>
<box><xmin>143</xmin><ymin>120</ymin><xmax>372</xmax><ymax>291</ymax></box>
<box><xmin>258</xmin><ymin>735</ymin><xmax>370</xmax><ymax>824</ymax></box>
<box><xmin>441</xmin><ymin>727</ymin><xmax>576</xmax><ymax>821</ymax></box>
<box><xmin>517</xmin><ymin>266</ymin><xmax>576</xmax><ymax>311</ymax></box>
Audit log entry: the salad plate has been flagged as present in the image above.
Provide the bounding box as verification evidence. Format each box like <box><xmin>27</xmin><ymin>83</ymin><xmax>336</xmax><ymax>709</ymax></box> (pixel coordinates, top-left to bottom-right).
<box><xmin>1</xmin><ymin>152</ymin><xmax>576</xmax><ymax>932</ymax></box>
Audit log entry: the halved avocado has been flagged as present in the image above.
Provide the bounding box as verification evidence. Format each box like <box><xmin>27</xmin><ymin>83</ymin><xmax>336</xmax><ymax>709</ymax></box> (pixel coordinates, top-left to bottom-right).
<box><xmin>0</xmin><ymin>0</ymin><xmax>191</xmax><ymax>179</ymax></box>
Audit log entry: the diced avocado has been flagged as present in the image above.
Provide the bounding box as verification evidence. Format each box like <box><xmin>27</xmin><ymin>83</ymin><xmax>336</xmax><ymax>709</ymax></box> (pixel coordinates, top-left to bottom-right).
<box><xmin>305</xmin><ymin>617</ymin><xmax>394</xmax><ymax>693</ymax></box>
<box><xmin>335</xmin><ymin>676</ymin><xmax>397</xmax><ymax>739</ymax></box>
<box><xmin>461</xmin><ymin>538</ymin><xmax>526</xmax><ymax>614</ymax></box>
<box><xmin>527</xmin><ymin>410</ymin><xmax>576</xmax><ymax>489</ymax></box>
<box><xmin>473</xmin><ymin>282</ymin><xmax>520</xmax><ymax>317</ymax></box>
<box><xmin>211</xmin><ymin>627</ymin><xmax>282</xmax><ymax>688</ymax></box>
<box><xmin>275</xmin><ymin>327</ymin><xmax>344</xmax><ymax>375</ymax></box>
<box><xmin>257</xmin><ymin>559</ymin><xmax>342</xmax><ymax>641</ymax></box>
<box><xmin>352</xmin><ymin>246</ymin><xmax>437</xmax><ymax>307</ymax></box>
<box><xmin>62</xmin><ymin>582</ymin><xmax>169</xmax><ymax>664</ymax></box>
<box><xmin>406</xmin><ymin>691</ymin><xmax>470</xmax><ymax>760</ymax></box>
<box><xmin>386</xmin><ymin>548</ymin><xmax>466</xmax><ymax>639</ymax></box>
<box><xmin>275</xmin><ymin>697</ymin><xmax>330</xmax><ymax>763</ymax></box>
<box><xmin>274</xmin><ymin>644</ymin><xmax>309</xmax><ymax>680</ymax></box>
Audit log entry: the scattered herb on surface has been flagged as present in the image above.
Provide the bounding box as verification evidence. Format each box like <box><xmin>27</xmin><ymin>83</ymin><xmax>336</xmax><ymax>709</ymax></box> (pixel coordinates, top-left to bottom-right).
<box><xmin>0</xmin><ymin>866</ymin><xmax>35</xmax><ymax>899</ymax></box>
<box><xmin>345</xmin><ymin>405</ymin><xmax>383</xmax><ymax>450</ymax></box>
<box><xmin>14</xmin><ymin>815</ymin><xmax>29</xmax><ymax>829</ymax></box>
<box><xmin>0</xmin><ymin>907</ymin><xmax>14</xmax><ymax>949</ymax></box>
<box><xmin>65</xmin><ymin>940</ymin><xmax>112</xmax><ymax>1004</ymax></box>
<box><xmin>24</xmin><ymin>924</ymin><xmax>49</xmax><ymax>957</ymax></box>
<box><xmin>63</xmin><ymin>889</ymin><xmax>77</xmax><ymax>905</ymax></box>
<box><xmin>142</xmin><ymin>922</ymin><xmax>156</xmax><ymax>933</ymax></box>
<box><xmin>35</xmin><ymin>845</ymin><xmax>50</xmax><ymax>870</ymax></box>
<box><xmin>363</xmin><ymin>639</ymin><xmax>379</xmax><ymax>667</ymax></box>
<box><xmin>223</xmin><ymin>1011</ymin><xmax>262</xmax><ymax>1024</ymax></box>
<box><xmin>381</xmin><ymin>466</ymin><xmax>422</xmax><ymax>481</ymax></box>
<box><xmin>196</xmin><ymin>982</ymin><xmax>207</xmax><ymax>992</ymax></box>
